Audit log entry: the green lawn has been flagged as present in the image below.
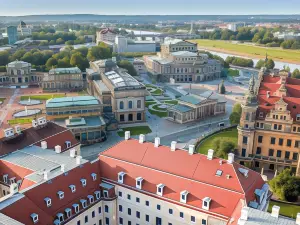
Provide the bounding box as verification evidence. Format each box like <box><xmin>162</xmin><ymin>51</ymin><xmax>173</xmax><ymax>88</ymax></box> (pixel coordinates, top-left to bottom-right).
<box><xmin>197</xmin><ymin>128</ymin><xmax>238</xmax><ymax>155</ymax></box>
<box><xmin>117</xmin><ymin>126</ymin><xmax>152</xmax><ymax>137</ymax></box>
<box><xmin>150</xmin><ymin>89</ymin><xmax>163</xmax><ymax>96</ymax></box>
<box><xmin>268</xmin><ymin>200</ymin><xmax>300</xmax><ymax>219</ymax></box>
<box><xmin>145</xmin><ymin>101</ymin><xmax>156</xmax><ymax>107</ymax></box>
<box><xmin>227</xmin><ymin>68</ymin><xmax>240</xmax><ymax>77</ymax></box>
<box><xmin>148</xmin><ymin>108</ymin><xmax>168</xmax><ymax>117</ymax></box>
<box><xmin>189</xmin><ymin>39</ymin><xmax>300</xmax><ymax>63</ymax></box>
<box><xmin>152</xmin><ymin>104</ymin><xmax>168</xmax><ymax>111</ymax></box>
<box><xmin>20</xmin><ymin>94</ymin><xmax>65</xmax><ymax>100</ymax></box>
<box><xmin>164</xmin><ymin>100</ymin><xmax>178</xmax><ymax>105</ymax></box>
<box><xmin>8</xmin><ymin>118</ymin><xmax>33</xmax><ymax>125</ymax></box>
<box><xmin>0</xmin><ymin>98</ymin><xmax>6</xmax><ymax>102</ymax></box>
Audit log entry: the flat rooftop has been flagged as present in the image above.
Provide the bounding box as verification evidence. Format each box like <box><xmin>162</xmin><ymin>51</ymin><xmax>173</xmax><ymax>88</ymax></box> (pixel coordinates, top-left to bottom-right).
<box><xmin>66</xmin><ymin>116</ymin><xmax>106</xmax><ymax>128</ymax></box>
<box><xmin>49</xmin><ymin>67</ymin><xmax>81</xmax><ymax>75</ymax></box>
<box><xmin>46</xmin><ymin>96</ymin><xmax>100</xmax><ymax>108</ymax></box>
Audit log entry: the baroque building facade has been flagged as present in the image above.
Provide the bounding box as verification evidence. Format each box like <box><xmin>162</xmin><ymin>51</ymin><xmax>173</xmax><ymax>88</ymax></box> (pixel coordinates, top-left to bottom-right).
<box><xmin>237</xmin><ymin>68</ymin><xmax>300</xmax><ymax>176</ymax></box>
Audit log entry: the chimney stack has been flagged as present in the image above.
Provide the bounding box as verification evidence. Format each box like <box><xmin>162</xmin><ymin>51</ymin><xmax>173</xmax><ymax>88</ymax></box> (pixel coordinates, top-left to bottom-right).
<box><xmin>240</xmin><ymin>207</ymin><xmax>249</xmax><ymax>221</ymax></box>
<box><xmin>76</xmin><ymin>156</ymin><xmax>82</xmax><ymax>165</ymax></box>
<box><xmin>55</xmin><ymin>145</ymin><xmax>61</xmax><ymax>154</ymax></box>
<box><xmin>296</xmin><ymin>213</ymin><xmax>300</xmax><ymax>225</ymax></box>
<box><xmin>139</xmin><ymin>134</ymin><xmax>145</xmax><ymax>144</ymax></box>
<box><xmin>227</xmin><ymin>153</ymin><xmax>235</xmax><ymax>164</ymax></box>
<box><xmin>43</xmin><ymin>171</ymin><xmax>49</xmax><ymax>180</ymax></box>
<box><xmin>61</xmin><ymin>164</ymin><xmax>65</xmax><ymax>172</ymax></box>
<box><xmin>207</xmin><ymin>149</ymin><xmax>214</xmax><ymax>160</ymax></box>
<box><xmin>170</xmin><ymin>141</ymin><xmax>177</xmax><ymax>151</ymax></box>
<box><xmin>41</xmin><ymin>141</ymin><xmax>47</xmax><ymax>149</ymax></box>
<box><xmin>271</xmin><ymin>205</ymin><xmax>280</xmax><ymax>218</ymax></box>
<box><xmin>188</xmin><ymin>145</ymin><xmax>195</xmax><ymax>155</ymax></box>
<box><xmin>154</xmin><ymin>137</ymin><xmax>160</xmax><ymax>148</ymax></box>
<box><xmin>70</xmin><ymin>148</ymin><xmax>76</xmax><ymax>158</ymax></box>
<box><xmin>125</xmin><ymin>131</ymin><xmax>130</xmax><ymax>140</ymax></box>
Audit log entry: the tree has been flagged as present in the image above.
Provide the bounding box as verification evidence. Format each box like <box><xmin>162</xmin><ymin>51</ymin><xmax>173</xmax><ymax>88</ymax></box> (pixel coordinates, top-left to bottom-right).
<box><xmin>232</xmin><ymin>103</ymin><xmax>242</xmax><ymax>115</ymax></box>
<box><xmin>9</xmin><ymin>49</ymin><xmax>26</xmax><ymax>61</ymax></box>
<box><xmin>255</xmin><ymin>59</ymin><xmax>265</xmax><ymax>69</ymax></box>
<box><xmin>292</xmin><ymin>69</ymin><xmax>300</xmax><ymax>79</ymax></box>
<box><xmin>21</xmin><ymin>52</ymin><xmax>34</xmax><ymax>64</ymax></box>
<box><xmin>283</xmin><ymin>65</ymin><xmax>291</xmax><ymax>72</ymax></box>
<box><xmin>87</xmin><ymin>46</ymin><xmax>112</xmax><ymax>61</ymax></box>
<box><xmin>212</xmin><ymin>138</ymin><xmax>235</xmax><ymax>158</ymax></box>
<box><xmin>265</xmin><ymin>59</ymin><xmax>275</xmax><ymax>70</ymax></box>
<box><xmin>218</xmin><ymin>80</ymin><xmax>226</xmax><ymax>94</ymax></box>
<box><xmin>65</xmin><ymin>40</ymin><xmax>74</xmax><ymax>45</ymax></box>
<box><xmin>57</xmin><ymin>56</ymin><xmax>71</xmax><ymax>68</ymax></box>
<box><xmin>230</xmin><ymin>112</ymin><xmax>241</xmax><ymax>125</ymax></box>
<box><xmin>0</xmin><ymin>51</ymin><xmax>9</xmax><ymax>66</ymax></box>
<box><xmin>269</xmin><ymin>169</ymin><xmax>300</xmax><ymax>202</ymax></box>
<box><xmin>74</xmin><ymin>47</ymin><xmax>89</xmax><ymax>57</ymax></box>
<box><xmin>46</xmin><ymin>58</ymin><xmax>58</xmax><ymax>70</ymax></box>
<box><xmin>70</xmin><ymin>52</ymin><xmax>89</xmax><ymax>71</ymax></box>
<box><xmin>117</xmin><ymin>60</ymin><xmax>137</xmax><ymax>76</ymax></box>
<box><xmin>49</xmin><ymin>40</ymin><xmax>56</xmax><ymax>45</ymax></box>
<box><xmin>56</xmin><ymin>38</ymin><xmax>65</xmax><ymax>45</ymax></box>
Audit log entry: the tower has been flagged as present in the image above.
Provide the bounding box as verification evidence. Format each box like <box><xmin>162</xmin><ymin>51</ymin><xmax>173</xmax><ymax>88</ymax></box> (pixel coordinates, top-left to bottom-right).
<box><xmin>237</xmin><ymin>75</ymin><xmax>258</xmax><ymax>159</ymax></box>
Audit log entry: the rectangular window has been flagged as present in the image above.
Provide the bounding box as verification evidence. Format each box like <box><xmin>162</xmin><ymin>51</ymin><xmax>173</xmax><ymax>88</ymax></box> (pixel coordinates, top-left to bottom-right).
<box><xmin>145</xmin><ymin>215</ymin><xmax>149</xmax><ymax>222</ymax></box>
<box><xmin>278</xmin><ymin>125</ymin><xmax>282</xmax><ymax>130</ymax></box>
<box><xmin>169</xmin><ymin>209</ymin><xmax>173</xmax><ymax>214</ymax></box>
<box><xmin>118</xmin><ymin>191</ymin><xmax>122</xmax><ymax>197</ymax></box>
<box><xmin>242</xmin><ymin>148</ymin><xmax>246</xmax><ymax>157</ymax></box>
<box><xmin>128</xmin><ymin>208</ymin><xmax>131</xmax><ymax>215</ymax></box>
<box><xmin>258</xmin><ymin>136</ymin><xmax>263</xmax><ymax>143</ymax></box>
<box><xmin>157</xmin><ymin>204</ymin><xmax>161</xmax><ymax>210</ymax></box>
<box><xmin>243</xmin><ymin>136</ymin><xmax>248</xmax><ymax>144</ymax></box>
<box><xmin>180</xmin><ymin>212</ymin><xmax>184</xmax><ymax>218</ymax></box>
<box><xmin>136</xmin><ymin>197</ymin><xmax>140</xmax><ymax>203</ymax></box>
<box><xmin>285</xmin><ymin>151</ymin><xmax>290</xmax><ymax>159</ymax></box>
<box><xmin>119</xmin><ymin>205</ymin><xmax>123</xmax><ymax>212</ymax></box>
<box><xmin>295</xmin><ymin>141</ymin><xmax>300</xmax><ymax>148</ymax></box>
<box><xmin>85</xmin><ymin>215</ymin><xmax>88</xmax><ymax>223</ymax></box>
<box><xmin>274</xmin><ymin>124</ymin><xmax>278</xmax><ymax>130</ymax></box>
<box><xmin>202</xmin><ymin>219</ymin><xmax>207</xmax><ymax>225</ymax></box>
<box><xmin>119</xmin><ymin>217</ymin><xmax>123</xmax><ymax>225</ymax></box>
<box><xmin>293</xmin><ymin>126</ymin><xmax>296</xmax><ymax>132</ymax></box>
<box><xmin>256</xmin><ymin>147</ymin><xmax>261</xmax><ymax>155</ymax></box>
<box><xmin>136</xmin><ymin>211</ymin><xmax>140</xmax><ymax>219</ymax></box>
<box><xmin>269</xmin><ymin>149</ymin><xmax>274</xmax><ymax>157</ymax></box>
<box><xmin>145</xmin><ymin>201</ymin><xmax>149</xmax><ymax>206</ymax></box>
<box><xmin>92</xmin><ymin>211</ymin><xmax>95</xmax><ymax>218</ymax></box>
<box><xmin>293</xmin><ymin>153</ymin><xmax>299</xmax><ymax>160</ymax></box>
<box><xmin>98</xmin><ymin>207</ymin><xmax>102</xmax><ymax>214</ymax></box>
<box><xmin>105</xmin><ymin>217</ymin><xmax>109</xmax><ymax>225</ymax></box>
<box><xmin>287</xmin><ymin>139</ymin><xmax>292</xmax><ymax>147</ymax></box>
<box><xmin>191</xmin><ymin>216</ymin><xmax>196</xmax><ymax>223</ymax></box>
<box><xmin>270</xmin><ymin>137</ymin><xmax>276</xmax><ymax>144</ymax></box>
<box><xmin>279</xmin><ymin>138</ymin><xmax>283</xmax><ymax>146</ymax></box>
<box><xmin>277</xmin><ymin>150</ymin><xmax>282</xmax><ymax>158</ymax></box>
<box><xmin>127</xmin><ymin>194</ymin><xmax>131</xmax><ymax>200</ymax></box>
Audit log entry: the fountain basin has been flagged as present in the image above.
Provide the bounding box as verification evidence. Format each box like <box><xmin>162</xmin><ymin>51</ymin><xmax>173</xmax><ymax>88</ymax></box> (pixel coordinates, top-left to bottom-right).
<box><xmin>19</xmin><ymin>100</ymin><xmax>42</xmax><ymax>106</ymax></box>
<box><xmin>13</xmin><ymin>109</ymin><xmax>41</xmax><ymax>118</ymax></box>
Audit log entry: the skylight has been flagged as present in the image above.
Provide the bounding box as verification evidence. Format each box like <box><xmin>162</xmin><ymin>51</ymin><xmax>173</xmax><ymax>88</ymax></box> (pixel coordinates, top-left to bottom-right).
<box><xmin>215</xmin><ymin>170</ymin><xmax>223</xmax><ymax>176</ymax></box>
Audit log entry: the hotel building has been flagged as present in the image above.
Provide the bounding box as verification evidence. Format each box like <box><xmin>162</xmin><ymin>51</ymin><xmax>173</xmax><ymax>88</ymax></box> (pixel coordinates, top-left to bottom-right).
<box><xmin>237</xmin><ymin>68</ymin><xmax>300</xmax><ymax>176</ymax></box>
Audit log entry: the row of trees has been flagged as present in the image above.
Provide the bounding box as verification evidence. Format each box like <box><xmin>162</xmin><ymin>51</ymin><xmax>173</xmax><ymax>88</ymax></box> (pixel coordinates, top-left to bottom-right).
<box><xmin>225</xmin><ymin>56</ymin><xmax>254</xmax><ymax>68</ymax></box>
<box><xmin>255</xmin><ymin>58</ymin><xmax>275</xmax><ymax>70</ymax></box>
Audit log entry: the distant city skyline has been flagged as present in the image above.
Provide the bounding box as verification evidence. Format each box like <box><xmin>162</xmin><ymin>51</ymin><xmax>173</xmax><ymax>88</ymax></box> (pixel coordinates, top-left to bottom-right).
<box><xmin>0</xmin><ymin>0</ymin><xmax>300</xmax><ymax>16</ymax></box>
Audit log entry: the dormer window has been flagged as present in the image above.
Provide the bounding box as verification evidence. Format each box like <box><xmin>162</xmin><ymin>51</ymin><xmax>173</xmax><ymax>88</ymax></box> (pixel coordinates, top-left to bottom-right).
<box><xmin>30</xmin><ymin>213</ymin><xmax>38</xmax><ymax>224</ymax></box>
<box><xmin>80</xmin><ymin>178</ymin><xmax>87</xmax><ymax>187</ymax></box>
<box><xmin>88</xmin><ymin>195</ymin><xmax>94</xmax><ymax>204</ymax></box>
<box><xmin>297</xmin><ymin>114</ymin><xmax>300</xmax><ymax>121</ymax></box>
<box><xmin>118</xmin><ymin>172</ymin><xmax>126</xmax><ymax>184</ymax></box>
<box><xmin>259</xmin><ymin>112</ymin><xmax>264</xmax><ymax>118</ymax></box>
<box><xmin>3</xmin><ymin>174</ymin><xmax>8</xmax><ymax>183</ymax></box>
<box><xmin>202</xmin><ymin>197</ymin><xmax>211</xmax><ymax>210</ymax></box>
<box><xmin>180</xmin><ymin>190</ymin><xmax>189</xmax><ymax>204</ymax></box>
<box><xmin>56</xmin><ymin>213</ymin><xmax>64</xmax><ymax>222</ymax></box>
<box><xmin>57</xmin><ymin>191</ymin><xmax>64</xmax><ymax>199</ymax></box>
<box><xmin>94</xmin><ymin>191</ymin><xmax>101</xmax><ymax>200</ymax></box>
<box><xmin>136</xmin><ymin>177</ymin><xmax>143</xmax><ymax>189</ymax></box>
<box><xmin>80</xmin><ymin>199</ymin><xmax>87</xmax><ymax>208</ymax></box>
<box><xmin>65</xmin><ymin>141</ymin><xmax>71</xmax><ymax>148</ymax></box>
<box><xmin>91</xmin><ymin>173</ymin><xmax>97</xmax><ymax>181</ymax></box>
<box><xmin>72</xmin><ymin>204</ymin><xmax>79</xmax><ymax>213</ymax></box>
<box><xmin>156</xmin><ymin>184</ymin><xmax>165</xmax><ymax>196</ymax></box>
<box><xmin>65</xmin><ymin>208</ymin><xmax>71</xmax><ymax>218</ymax></box>
<box><xmin>103</xmin><ymin>190</ymin><xmax>109</xmax><ymax>198</ymax></box>
<box><xmin>44</xmin><ymin>197</ymin><xmax>52</xmax><ymax>207</ymax></box>
<box><xmin>9</xmin><ymin>177</ymin><xmax>16</xmax><ymax>184</ymax></box>
<box><xmin>69</xmin><ymin>185</ymin><xmax>76</xmax><ymax>193</ymax></box>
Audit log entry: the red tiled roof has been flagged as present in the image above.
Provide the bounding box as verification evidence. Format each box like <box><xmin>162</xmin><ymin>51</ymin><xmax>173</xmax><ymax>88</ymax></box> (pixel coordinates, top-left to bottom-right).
<box><xmin>99</xmin><ymin>139</ymin><xmax>265</xmax><ymax>218</ymax></box>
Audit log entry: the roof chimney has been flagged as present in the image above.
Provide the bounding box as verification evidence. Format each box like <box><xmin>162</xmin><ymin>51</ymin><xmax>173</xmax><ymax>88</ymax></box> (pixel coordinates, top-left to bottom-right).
<box><xmin>296</xmin><ymin>213</ymin><xmax>300</xmax><ymax>225</ymax></box>
<box><xmin>55</xmin><ymin>145</ymin><xmax>61</xmax><ymax>154</ymax></box>
<box><xmin>271</xmin><ymin>205</ymin><xmax>280</xmax><ymax>218</ymax></box>
<box><xmin>76</xmin><ymin>156</ymin><xmax>82</xmax><ymax>165</ymax></box>
<box><xmin>61</xmin><ymin>164</ymin><xmax>65</xmax><ymax>172</ymax></box>
<box><xmin>41</xmin><ymin>141</ymin><xmax>47</xmax><ymax>149</ymax></box>
<box><xmin>154</xmin><ymin>137</ymin><xmax>160</xmax><ymax>148</ymax></box>
<box><xmin>43</xmin><ymin>171</ymin><xmax>49</xmax><ymax>180</ymax></box>
<box><xmin>70</xmin><ymin>148</ymin><xmax>76</xmax><ymax>158</ymax></box>
<box><xmin>207</xmin><ymin>149</ymin><xmax>214</xmax><ymax>160</ymax></box>
<box><xmin>139</xmin><ymin>134</ymin><xmax>145</xmax><ymax>144</ymax></box>
<box><xmin>125</xmin><ymin>131</ymin><xmax>130</xmax><ymax>140</ymax></box>
<box><xmin>227</xmin><ymin>153</ymin><xmax>235</xmax><ymax>164</ymax></box>
<box><xmin>170</xmin><ymin>141</ymin><xmax>177</xmax><ymax>151</ymax></box>
<box><xmin>188</xmin><ymin>145</ymin><xmax>195</xmax><ymax>155</ymax></box>
<box><xmin>240</xmin><ymin>207</ymin><xmax>249</xmax><ymax>221</ymax></box>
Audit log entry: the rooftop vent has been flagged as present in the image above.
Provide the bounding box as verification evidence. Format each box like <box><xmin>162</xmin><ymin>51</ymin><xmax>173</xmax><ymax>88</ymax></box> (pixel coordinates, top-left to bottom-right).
<box><xmin>76</xmin><ymin>156</ymin><xmax>82</xmax><ymax>165</ymax></box>
<box><xmin>125</xmin><ymin>131</ymin><xmax>130</xmax><ymax>140</ymax></box>
<box><xmin>170</xmin><ymin>141</ymin><xmax>177</xmax><ymax>151</ymax></box>
<box><xmin>70</xmin><ymin>148</ymin><xmax>76</xmax><ymax>158</ymax></box>
<box><xmin>60</xmin><ymin>164</ymin><xmax>65</xmax><ymax>172</ymax></box>
<box><xmin>139</xmin><ymin>134</ymin><xmax>145</xmax><ymax>143</ymax></box>
<box><xmin>207</xmin><ymin>149</ymin><xmax>214</xmax><ymax>160</ymax></box>
<box><xmin>154</xmin><ymin>137</ymin><xmax>160</xmax><ymax>148</ymax></box>
<box><xmin>30</xmin><ymin>213</ymin><xmax>38</xmax><ymax>224</ymax></box>
<box><xmin>188</xmin><ymin>145</ymin><xmax>195</xmax><ymax>155</ymax></box>
<box><xmin>271</xmin><ymin>205</ymin><xmax>280</xmax><ymax>218</ymax></box>
<box><xmin>227</xmin><ymin>153</ymin><xmax>234</xmax><ymax>164</ymax></box>
<box><xmin>41</xmin><ymin>141</ymin><xmax>47</xmax><ymax>149</ymax></box>
<box><xmin>55</xmin><ymin>145</ymin><xmax>61</xmax><ymax>154</ymax></box>
<box><xmin>43</xmin><ymin>170</ymin><xmax>49</xmax><ymax>180</ymax></box>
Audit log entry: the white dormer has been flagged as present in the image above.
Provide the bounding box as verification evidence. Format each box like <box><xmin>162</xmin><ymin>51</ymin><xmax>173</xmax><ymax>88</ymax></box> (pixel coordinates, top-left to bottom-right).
<box><xmin>156</xmin><ymin>183</ymin><xmax>165</xmax><ymax>196</ymax></box>
<box><xmin>30</xmin><ymin>213</ymin><xmax>38</xmax><ymax>224</ymax></box>
<box><xmin>65</xmin><ymin>208</ymin><xmax>72</xmax><ymax>218</ymax></box>
<box><xmin>69</xmin><ymin>185</ymin><xmax>76</xmax><ymax>193</ymax></box>
<box><xmin>17</xmin><ymin>180</ymin><xmax>22</xmax><ymax>188</ymax></box>
<box><xmin>80</xmin><ymin>178</ymin><xmax>87</xmax><ymax>187</ymax></box>
<box><xmin>56</xmin><ymin>213</ymin><xmax>64</xmax><ymax>222</ymax></box>
<box><xmin>80</xmin><ymin>199</ymin><xmax>87</xmax><ymax>208</ymax></box>
<box><xmin>118</xmin><ymin>172</ymin><xmax>126</xmax><ymax>184</ymax></box>
<box><xmin>180</xmin><ymin>190</ymin><xmax>189</xmax><ymax>204</ymax></box>
<box><xmin>32</xmin><ymin>120</ymin><xmax>38</xmax><ymax>128</ymax></box>
<box><xmin>103</xmin><ymin>190</ymin><xmax>109</xmax><ymax>198</ymax></box>
<box><xmin>72</xmin><ymin>203</ymin><xmax>79</xmax><ymax>213</ymax></box>
<box><xmin>94</xmin><ymin>190</ymin><xmax>101</xmax><ymax>200</ymax></box>
<box><xmin>57</xmin><ymin>191</ymin><xmax>64</xmax><ymax>199</ymax></box>
<box><xmin>9</xmin><ymin>177</ymin><xmax>16</xmax><ymax>184</ymax></box>
<box><xmin>15</xmin><ymin>125</ymin><xmax>21</xmax><ymax>134</ymax></box>
<box><xmin>202</xmin><ymin>197</ymin><xmax>211</xmax><ymax>210</ymax></box>
<box><xmin>65</xmin><ymin>141</ymin><xmax>71</xmax><ymax>148</ymax></box>
<box><xmin>4</xmin><ymin>128</ymin><xmax>14</xmax><ymax>138</ymax></box>
<box><xmin>91</xmin><ymin>173</ymin><xmax>97</xmax><ymax>181</ymax></box>
<box><xmin>87</xmin><ymin>195</ymin><xmax>94</xmax><ymax>204</ymax></box>
<box><xmin>3</xmin><ymin>174</ymin><xmax>8</xmax><ymax>183</ymax></box>
<box><xmin>136</xmin><ymin>177</ymin><xmax>143</xmax><ymax>189</ymax></box>
<box><xmin>37</xmin><ymin>117</ymin><xmax>47</xmax><ymax>125</ymax></box>
<box><xmin>44</xmin><ymin>197</ymin><xmax>52</xmax><ymax>207</ymax></box>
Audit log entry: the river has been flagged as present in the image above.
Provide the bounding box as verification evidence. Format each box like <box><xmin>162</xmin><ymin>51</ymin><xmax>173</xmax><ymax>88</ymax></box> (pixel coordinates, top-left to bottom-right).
<box><xmin>200</xmin><ymin>49</ymin><xmax>300</xmax><ymax>71</ymax></box>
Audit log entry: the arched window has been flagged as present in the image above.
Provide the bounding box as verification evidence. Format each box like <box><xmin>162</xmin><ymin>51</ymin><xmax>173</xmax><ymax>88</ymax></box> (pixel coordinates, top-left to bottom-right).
<box><xmin>137</xmin><ymin>100</ymin><xmax>141</xmax><ymax>108</ymax></box>
<box><xmin>128</xmin><ymin>101</ymin><xmax>133</xmax><ymax>109</ymax></box>
<box><xmin>120</xmin><ymin>101</ymin><xmax>124</xmax><ymax>110</ymax></box>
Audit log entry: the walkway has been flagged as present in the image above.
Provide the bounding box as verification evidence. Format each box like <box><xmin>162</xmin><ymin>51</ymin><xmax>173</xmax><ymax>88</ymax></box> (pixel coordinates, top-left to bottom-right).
<box><xmin>0</xmin><ymin>89</ymin><xmax>19</xmax><ymax>128</ymax></box>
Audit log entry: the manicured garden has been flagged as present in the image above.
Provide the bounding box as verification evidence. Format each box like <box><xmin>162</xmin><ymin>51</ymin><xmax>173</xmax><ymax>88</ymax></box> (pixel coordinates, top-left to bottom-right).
<box><xmin>145</xmin><ymin>101</ymin><xmax>156</xmax><ymax>107</ymax></box>
<box><xmin>8</xmin><ymin>118</ymin><xmax>33</xmax><ymax>125</ymax></box>
<box><xmin>164</xmin><ymin>100</ymin><xmax>178</xmax><ymax>105</ymax></box>
<box><xmin>20</xmin><ymin>94</ymin><xmax>65</xmax><ymax>100</ymax></box>
<box><xmin>196</xmin><ymin>128</ymin><xmax>238</xmax><ymax>155</ymax></box>
<box><xmin>268</xmin><ymin>200</ymin><xmax>300</xmax><ymax>219</ymax></box>
<box><xmin>117</xmin><ymin>126</ymin><xmax>152</xmax><ymax>137</ymax></box>
<box><xmin>148</xmin><ymin>108</ymin><xmax>168</xmax><ymax>118</ymax></box>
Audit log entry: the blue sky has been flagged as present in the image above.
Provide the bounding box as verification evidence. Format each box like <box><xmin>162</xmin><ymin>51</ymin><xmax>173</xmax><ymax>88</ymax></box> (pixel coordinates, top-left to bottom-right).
<box><xmin>0</xmin><ymin>0</ymin><xmax>300</xmax><ymax>16</ymax></box>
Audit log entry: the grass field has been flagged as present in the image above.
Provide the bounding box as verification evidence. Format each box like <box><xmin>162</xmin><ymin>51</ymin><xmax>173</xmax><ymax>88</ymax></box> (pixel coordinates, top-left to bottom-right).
<box><xmin>20</xmin><ymin>94</ymin><xmax>65</xmax><ymax>100</ymax></box>
<box><xmin>117</xmin><ymin>126</ymin><xmax>152</xmax><ymax>137</ymax></box>
<box><xmin>164</xmin><ymin>100</ymin><xmax>178</xmax><ymax>105</ymax></box>
<box><xmin>197</xmin><ymin>128</ymin><xmax>238</xmax><ymax>155</ymax></box>
<box><xmin>148</xmin><ymin>108</ymin><xmax>168</xmax><ymax>117</ymax></box>
<box><xmin>189</xmin><ymin>39</ymin><xmax>300</xmax><ymax>64</ymax></box>
<box><xmin>8</xmin><ymin>118</ymin><xmax>33</xmax><ymax>125</ymax></box>
<box><xmin>145</xmin><ymin>101</ymin><xmax>156</xmax><ymax>107</ymax></box>
<box><xmin>268</xmin><ymin>200</ymin><xmax>300</xmax><ymax>219</ymax></box>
